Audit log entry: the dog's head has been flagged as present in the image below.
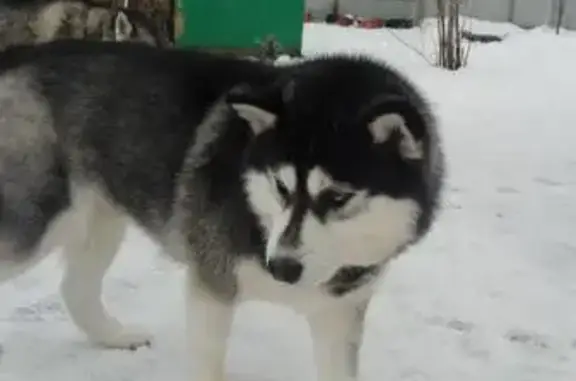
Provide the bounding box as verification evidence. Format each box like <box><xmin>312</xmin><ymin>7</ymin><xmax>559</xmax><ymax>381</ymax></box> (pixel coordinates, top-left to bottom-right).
<box><xmin>227</xmin><ymin>56</ymin><xmax>440</xmax><ymax>289</ymax></box>
<box><xmin>86</xmin><ymin>6</ymin><xmax>171</xmax><ymax>47</ymax></box>
<box><xmin>111</xmin><ymin>8</ymin><xmax>172</xmax><ymax>48</ymax></box>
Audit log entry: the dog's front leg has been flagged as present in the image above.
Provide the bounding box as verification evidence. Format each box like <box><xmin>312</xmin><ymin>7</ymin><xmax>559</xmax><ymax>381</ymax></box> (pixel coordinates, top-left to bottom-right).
<box><xmin>186</xmin><ymin>266</ymin><xmax>235</xmax><ymax>381</ymax></box>
<box><xmin>307</xmin><ymin>299</ymin><xmax>369</xmax><ymax>381</ymax></box>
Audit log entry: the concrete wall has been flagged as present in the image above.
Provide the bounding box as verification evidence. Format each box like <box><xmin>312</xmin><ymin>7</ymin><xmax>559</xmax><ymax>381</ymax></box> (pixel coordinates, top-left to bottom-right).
<box><xmin>549</xmin><ymin>0</ymin><xmax>576</xmax><ymax>30</ymax></box>
<box><xmin>565</xmin><ymin>1</ymin><xmax>576</xmax><ymax>29</ymax></box>
<box><xmin>339</xmin><ymin>0</ymin><xmax>417</xmax><ymax>19</ymax></box>
<box><xmin>306</xmin><ymin>0</ymin><xmax>331</xmax><ymax>15</ymax></box>
<box><xmin>511</xmin><ymin>0</ymin><xmax>551</xmax><ymax>28</ymax></box>
<box><xmin>306</xmin><ymin>0</ymin><xmax>418</xmax><ymax>19</ymax></box>
<box><xmin>463</xmin><ymin>0</ymin><xmax>511</xmax><ymax>23</ymax></box>
<box><xmin>305</xmin><ymin>0</ymin><xmax>576</xmax><ymax>30</ymax></box>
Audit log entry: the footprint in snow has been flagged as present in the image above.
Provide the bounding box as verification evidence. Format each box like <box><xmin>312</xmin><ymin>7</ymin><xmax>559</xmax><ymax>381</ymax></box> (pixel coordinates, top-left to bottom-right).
<box><xmin>496</xmin><ymin>186</ymin><xmax>520</xmax><ymax>194</ymax></box>
<box><xmin>424</xmin><ymin>316</ymin><xmax>475</xmax><ymax>334</ymax></box>
<box><xmin>505</xmin><ymin>329</ymin><xmax>549</xmax><ymax>349</ymax></box>
<box><xmin>533</xmin><ymin>177</ymin><xmax>562</xmax><ymax>187</ymax></box>
<box><xmin>10</xmin><ymin>297</ymin><xmax>67</xmax><ymax>322</ymax></box>
<box><xmin>446</xmin><ymin>319</ymin><xmax>475</xmax><ymax>333</ymax></box>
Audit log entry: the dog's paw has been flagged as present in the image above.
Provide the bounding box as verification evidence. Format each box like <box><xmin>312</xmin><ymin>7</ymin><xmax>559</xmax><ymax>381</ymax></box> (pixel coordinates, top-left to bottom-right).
<box><xmin>92</xmin><ymin>324</ymin><xmax>153</xmax><ymax>351</ymax></box>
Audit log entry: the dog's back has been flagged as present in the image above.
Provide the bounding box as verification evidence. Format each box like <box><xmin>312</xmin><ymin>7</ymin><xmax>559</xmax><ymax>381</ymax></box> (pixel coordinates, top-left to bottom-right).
<box><xmin>0</xmin><ymin>39</ymin><xmax>276</xmax><ymax>266</ymax></box>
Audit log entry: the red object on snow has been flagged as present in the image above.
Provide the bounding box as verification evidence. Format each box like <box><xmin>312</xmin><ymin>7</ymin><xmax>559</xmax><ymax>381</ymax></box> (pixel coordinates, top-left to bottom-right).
<box><xmin>359</xmin><ymin>18</ymin><xmax>385</xmax><ymax>29</ymax></box>
<box><xmin>304</xmin><ymin>11</ymin><xmax>312</xmax><ymax>22</ymax></box>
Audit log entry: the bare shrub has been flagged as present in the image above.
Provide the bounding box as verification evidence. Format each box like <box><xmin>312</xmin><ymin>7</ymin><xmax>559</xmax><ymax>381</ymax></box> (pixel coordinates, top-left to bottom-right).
<box><xmin>435</xmin><ymin>0</ymin><xmax>471</xmax><ymax>70</ymax></box>
<box><xmin>552</xmin><ymin>0</ymin><xmax>567</xmax><ymax>35</ymax></box>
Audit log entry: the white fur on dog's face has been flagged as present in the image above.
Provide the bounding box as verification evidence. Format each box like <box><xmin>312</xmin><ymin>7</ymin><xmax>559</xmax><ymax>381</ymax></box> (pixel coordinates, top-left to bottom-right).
<box><xmin>243</xmin><ymin>164</ymin><xmax>421</xmax><ymax>287</ymax></box>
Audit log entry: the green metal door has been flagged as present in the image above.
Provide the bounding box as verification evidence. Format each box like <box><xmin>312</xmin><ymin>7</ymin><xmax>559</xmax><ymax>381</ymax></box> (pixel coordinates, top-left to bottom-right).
<box><xmin>175</xmin><ymin>0</ymin><xmax>304</xmax><ymax>56</ymax></box>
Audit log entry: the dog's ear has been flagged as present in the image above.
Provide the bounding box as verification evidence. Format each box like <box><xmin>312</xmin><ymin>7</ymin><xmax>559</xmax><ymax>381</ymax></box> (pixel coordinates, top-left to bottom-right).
<box><xmin>226</xmin><ymin>80</ymin><xmax>292</xmax><ymax>136</ymax></box>
<box><xmin>362</xmin><ymin>96</ymin><xmax>425</xmax><ymax>160</ymax></box>
<box><xmin>230</xmin><ymin>102</ymin><xmax>277</xmax><ymax>136</ymax></box>
<box><xmin>114</xmin><ymin>10</ymin><xmax>133</xmax><ymax>41</ymax></box>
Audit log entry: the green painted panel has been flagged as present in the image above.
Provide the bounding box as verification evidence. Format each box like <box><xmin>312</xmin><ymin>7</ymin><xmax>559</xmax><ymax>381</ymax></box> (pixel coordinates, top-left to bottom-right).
<box><xmin>175</xmin><ymin>0</ymin><xmax>304</xmax><ymax>54</ymax></box>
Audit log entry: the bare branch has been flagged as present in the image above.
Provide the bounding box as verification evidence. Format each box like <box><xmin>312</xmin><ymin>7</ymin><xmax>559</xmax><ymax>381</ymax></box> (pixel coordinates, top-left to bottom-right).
<box><xmin>384</xmin><ymin>28</ymin><xmax>434</xmax><ymax>66</ymax></box>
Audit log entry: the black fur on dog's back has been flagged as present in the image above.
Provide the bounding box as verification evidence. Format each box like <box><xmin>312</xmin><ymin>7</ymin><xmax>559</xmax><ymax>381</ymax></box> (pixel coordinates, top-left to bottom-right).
<box><xmin>0</xmin><ymin>40</ymin><xmax>281</xmax><ymax>260</ymax></box>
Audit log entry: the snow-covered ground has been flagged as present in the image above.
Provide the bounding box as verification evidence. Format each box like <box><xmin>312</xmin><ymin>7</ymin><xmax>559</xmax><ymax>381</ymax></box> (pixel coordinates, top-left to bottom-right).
<box><xmin>2</xmin><ymin>19</ymin><xmax>576</xmax><ymax>381</ymax></box>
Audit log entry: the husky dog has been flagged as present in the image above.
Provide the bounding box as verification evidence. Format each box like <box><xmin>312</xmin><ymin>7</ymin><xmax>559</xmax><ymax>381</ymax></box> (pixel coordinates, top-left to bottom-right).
<box><xmin>0</xmin><ymin>40</ymin><xmax>444</xmax><ymax>381</ymax></box>
<box><xmin>0</xmin><ymin>0</ymin><xmax>170</xmax><ymax>49</ymax></box>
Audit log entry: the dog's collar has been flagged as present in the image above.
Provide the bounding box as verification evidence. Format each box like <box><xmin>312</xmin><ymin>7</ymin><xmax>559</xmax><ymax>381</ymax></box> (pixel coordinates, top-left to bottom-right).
<box><xmin>323</xmin><ymin>264</ymin><xmax>382</xmax><ymax>297</ymax></box>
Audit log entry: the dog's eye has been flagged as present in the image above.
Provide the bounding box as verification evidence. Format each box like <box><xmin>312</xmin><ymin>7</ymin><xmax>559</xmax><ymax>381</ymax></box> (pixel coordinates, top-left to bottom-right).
<box><xmin>274</xmin><ymin>177</ymin><xmax>290</xmax><ymax>201</ymax></box>
<box><xmin>324</xmin><ymin>189</ymin><xmax>355</xmax><ymax>209</ymax></box>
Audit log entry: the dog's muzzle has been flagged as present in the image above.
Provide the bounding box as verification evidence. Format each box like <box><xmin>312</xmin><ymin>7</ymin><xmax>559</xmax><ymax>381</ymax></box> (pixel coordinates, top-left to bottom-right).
<box><xmin>266</xmin><ymin>257</ymin><xmax>303</xmax><ymax>284</ymax></box>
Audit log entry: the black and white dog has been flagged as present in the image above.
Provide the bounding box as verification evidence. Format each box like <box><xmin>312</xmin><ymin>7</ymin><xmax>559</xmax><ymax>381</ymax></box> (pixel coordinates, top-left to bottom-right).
<box><xmin>0</xmin><ymin>40</ymin><xmax>444</xmax><ymax>381</ymax></box>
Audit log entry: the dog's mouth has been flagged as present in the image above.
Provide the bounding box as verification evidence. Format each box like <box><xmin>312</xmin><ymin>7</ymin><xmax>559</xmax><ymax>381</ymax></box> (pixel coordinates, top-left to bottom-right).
<box><xmin>323</xmin><ymin>264</ymin><xmax>381</xmax><ymax>297</ymax></box>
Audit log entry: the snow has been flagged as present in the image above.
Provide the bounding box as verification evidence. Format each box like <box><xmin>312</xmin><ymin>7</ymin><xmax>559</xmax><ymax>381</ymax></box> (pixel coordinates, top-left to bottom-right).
<box><xmin>2</xmin><ymin>18</ymin><xmax>576</xmax><ymax>381</ymax></box>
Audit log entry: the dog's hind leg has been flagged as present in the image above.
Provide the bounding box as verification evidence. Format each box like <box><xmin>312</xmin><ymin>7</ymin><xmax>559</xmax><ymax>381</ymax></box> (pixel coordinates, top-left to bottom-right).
<box><xmin>0</xmin><ymin>205</ymin><xmax>71</xmax><ymax>283</ymax></box>
<box><xmin>0</xmin><ymin>163</ymin><xmax>71</xmax><ymax>283</ymax></box>
<box><xmin>60</xmin><ymin>187</ymin><xmax>152</xmax><ymax>350</ymax></box>
<box><xmin>0</xmin><ymin>243</ymin><xmax>45</xmax><ymax>283</ymax></box>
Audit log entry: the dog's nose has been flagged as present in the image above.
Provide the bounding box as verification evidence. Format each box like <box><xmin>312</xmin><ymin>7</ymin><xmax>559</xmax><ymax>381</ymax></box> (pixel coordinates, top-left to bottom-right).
<box><xmin>267</xmin><ymin>257</ymin><xmax>303</xmax><ymax>284</ymax></box>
